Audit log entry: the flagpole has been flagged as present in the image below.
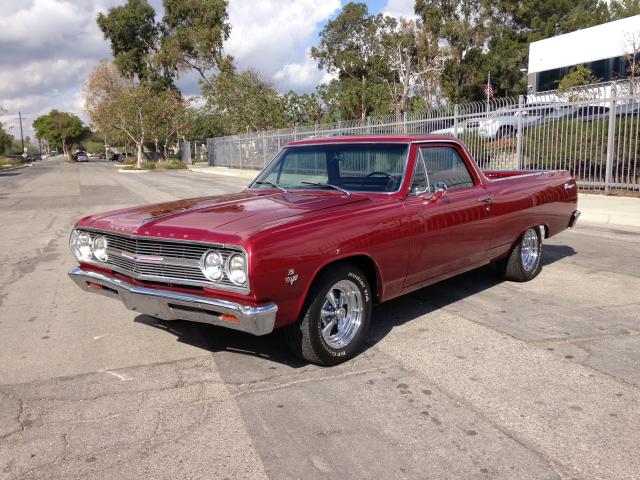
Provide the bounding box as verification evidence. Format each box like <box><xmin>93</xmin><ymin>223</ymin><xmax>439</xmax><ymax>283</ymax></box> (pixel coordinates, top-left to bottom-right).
<box><xmin>486</xmin><ymin>71</ymin><xmax>491</xmax><ymax>115</ymax></box>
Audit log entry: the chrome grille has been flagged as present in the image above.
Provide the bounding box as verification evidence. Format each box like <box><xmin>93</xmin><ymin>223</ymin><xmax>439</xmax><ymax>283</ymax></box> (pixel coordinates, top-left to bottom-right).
<box><xmin>79</xmin><ymin>229</ymin><xmax>246</xmax><ymax>291</ymax></box>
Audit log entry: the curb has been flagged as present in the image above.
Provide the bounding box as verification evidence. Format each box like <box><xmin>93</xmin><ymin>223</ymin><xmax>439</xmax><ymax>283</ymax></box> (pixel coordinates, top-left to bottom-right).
<box><xmin>0</xmin><ymin>163</ymin><xmax>32</xmax><ymax>172</ymax></box>
<box><xmin>118</xmin><ymin>169</ymin><xmax>150</xmax><ymax>173</ymax></box>
<box><xmin>187</xmin><ymin>166</ymin><xmax>260</xmax><ymax>180</ymax></box>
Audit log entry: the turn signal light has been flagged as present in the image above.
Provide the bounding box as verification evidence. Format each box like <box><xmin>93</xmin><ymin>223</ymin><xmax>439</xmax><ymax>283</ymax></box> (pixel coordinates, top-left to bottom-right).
<box><xmin>219</xmin><ymin>313</ymin><xmax>240</xmax><ymax>323</ymax></box>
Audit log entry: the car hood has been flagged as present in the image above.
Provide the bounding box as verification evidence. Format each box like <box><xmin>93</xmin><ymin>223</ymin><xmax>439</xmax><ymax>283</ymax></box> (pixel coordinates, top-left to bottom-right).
<box><xmin>78</xmin><ymin>190</ymin><xmax>368</xmax><ymax>243</ymax></box>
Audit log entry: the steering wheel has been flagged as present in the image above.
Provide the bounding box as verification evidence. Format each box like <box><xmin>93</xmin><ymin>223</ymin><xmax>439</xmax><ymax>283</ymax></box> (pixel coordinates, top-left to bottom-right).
<box><xmin>366</xmin><ymin>171</ymin><xmax>393</xmax><ymax>178</ymax></box>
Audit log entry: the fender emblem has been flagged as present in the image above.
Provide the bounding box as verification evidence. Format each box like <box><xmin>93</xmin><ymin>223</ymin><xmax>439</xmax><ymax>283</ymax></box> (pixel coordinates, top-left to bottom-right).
<box><xmin>285</xmin><ymin>269</ymin><xmax>299</xmax><ymax>286</ymax></box>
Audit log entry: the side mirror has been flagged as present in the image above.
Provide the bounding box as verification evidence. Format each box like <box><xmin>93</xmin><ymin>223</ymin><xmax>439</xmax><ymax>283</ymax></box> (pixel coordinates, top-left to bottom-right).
<box><xmin>423</xmin><ymin>182</ymin><xmax>447</xmax><ymax>202</ymax></box>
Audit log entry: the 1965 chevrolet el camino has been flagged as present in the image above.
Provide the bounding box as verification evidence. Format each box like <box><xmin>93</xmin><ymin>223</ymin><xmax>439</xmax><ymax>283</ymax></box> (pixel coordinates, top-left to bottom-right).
<box><xmin>69</xmin><ymin>135</ymin><xmax>579</xmax><ymax>365</ymax></box>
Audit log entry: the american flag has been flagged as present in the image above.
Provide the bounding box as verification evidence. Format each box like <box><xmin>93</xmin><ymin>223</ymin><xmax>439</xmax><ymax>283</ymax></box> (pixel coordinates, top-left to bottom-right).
<box><xmin>484</xmin><ymin>73</ymin><xmax>494</xmax><ymax>99</ymax></box>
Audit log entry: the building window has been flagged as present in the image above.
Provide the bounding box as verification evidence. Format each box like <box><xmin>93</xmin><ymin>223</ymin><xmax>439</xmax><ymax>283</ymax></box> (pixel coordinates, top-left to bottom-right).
<box><xmin>535</xmin><ymin>54</ymin><xmax>638</xmax><ymax>91</ymax></box>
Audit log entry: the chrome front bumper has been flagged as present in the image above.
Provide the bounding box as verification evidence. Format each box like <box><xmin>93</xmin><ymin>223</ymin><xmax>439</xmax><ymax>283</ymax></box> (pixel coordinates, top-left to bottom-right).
<box><xmin>68</xmin><ymin>267</ymin><xmax>277</xmax><ymax>335</ymax></box>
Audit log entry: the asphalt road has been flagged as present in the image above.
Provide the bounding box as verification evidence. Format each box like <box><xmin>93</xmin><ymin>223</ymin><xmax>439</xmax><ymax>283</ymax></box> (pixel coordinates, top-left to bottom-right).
<box><xmin>1</xmin><ymin>157</ymin><xmax>639</xmax><ymax>480</ymax></box>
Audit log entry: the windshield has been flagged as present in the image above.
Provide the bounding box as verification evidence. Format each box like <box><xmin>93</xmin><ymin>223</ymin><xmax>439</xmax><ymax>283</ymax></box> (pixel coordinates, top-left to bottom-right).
<box><xmin>250</xmin><ymin>143</ymin><xmax>409</xmax><ymax>193</ymax></box>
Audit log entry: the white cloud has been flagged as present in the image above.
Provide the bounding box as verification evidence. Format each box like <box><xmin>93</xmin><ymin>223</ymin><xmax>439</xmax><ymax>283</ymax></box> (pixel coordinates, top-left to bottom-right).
<box><xmin>273</xmin><ymin>49</ymin><xmax>335</xmax><ymax>91</ymax></box>
<box><xmin>382</xmin><ymin>0</ymin><xmax>418</xmax><ymax>19</ymax></box>
<box><xmin>226</xmin><ymin>0</ymin><xmax>340</xmax><ymax>86</ymax></box>
<box><xmin>0</xmin><ymin>0</ymin><xmax>119</xmax><ymax>138</ymax></box>
<box><xmin>0</xmin><ymin>0</ymin><xmax>342</xmax><ymax>139</ymax></box>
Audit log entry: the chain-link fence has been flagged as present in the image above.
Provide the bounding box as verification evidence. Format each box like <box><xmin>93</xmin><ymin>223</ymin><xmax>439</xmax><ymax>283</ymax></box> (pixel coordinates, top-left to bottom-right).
<box><xmin>206</xmin><ymin>81</ymin><xmax>640</xmax><ymax>195</ymax></box>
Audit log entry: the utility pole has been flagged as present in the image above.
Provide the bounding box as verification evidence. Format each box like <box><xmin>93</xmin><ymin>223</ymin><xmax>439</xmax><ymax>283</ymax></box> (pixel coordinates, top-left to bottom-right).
<box><xmin>18</xmin><ymin>111</ymin><xmax>25</xmax><ymax>152</ymax></box>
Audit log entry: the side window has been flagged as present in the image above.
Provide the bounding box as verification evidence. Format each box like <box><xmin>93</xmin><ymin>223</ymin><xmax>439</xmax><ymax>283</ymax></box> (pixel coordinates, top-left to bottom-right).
<box><xmin>420</xmin><ymin>147</ymin><xmax>474</xmax><ymax>192</ymax></box>
<box><xmin>409</xmin><ymin>149</ymin><xmax>428</xmax><ymax>195</ymax></box>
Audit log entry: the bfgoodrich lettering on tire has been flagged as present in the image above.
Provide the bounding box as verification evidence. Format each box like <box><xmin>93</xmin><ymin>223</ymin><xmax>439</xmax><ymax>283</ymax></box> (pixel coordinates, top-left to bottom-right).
<box><xmin>284</xmin><ymin>264</ymin><xmax>372</xmax><ymax>366</ymax></box>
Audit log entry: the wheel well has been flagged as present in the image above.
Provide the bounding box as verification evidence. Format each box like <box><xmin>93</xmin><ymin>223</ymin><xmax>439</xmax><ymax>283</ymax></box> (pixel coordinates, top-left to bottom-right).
<box><xmin>540</xmin><ymin>224</ymin><xmax>549</xmax><ymax>239</ymax></box>
<box><xmin>313</xmin><ymin>255</ymin><xmax>381</xmax><ymax>303</ymax></box>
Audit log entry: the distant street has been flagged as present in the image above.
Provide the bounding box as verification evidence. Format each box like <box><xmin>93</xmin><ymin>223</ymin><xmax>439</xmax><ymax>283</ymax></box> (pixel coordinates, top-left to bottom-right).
<box><xmin>1</xmin><ymin>157</ymin><xmax>639</xmax><ymax>479</ymax></box>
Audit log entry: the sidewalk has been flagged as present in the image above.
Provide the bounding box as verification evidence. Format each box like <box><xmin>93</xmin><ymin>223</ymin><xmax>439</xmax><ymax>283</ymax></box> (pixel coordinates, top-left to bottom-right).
<box><xmin>188</xmin><ymin>164</ymin><xmax>640</xmax><ymax>230</ymax></box>
<box><xmin>188</xmin><ymin>164</ymin><xmax>260</xmax><ymax>180</ymax></box>
<box><xmin>577</xmin><ymin>193</ymin><xmax>640</xmax><ymax>230</ymax></box>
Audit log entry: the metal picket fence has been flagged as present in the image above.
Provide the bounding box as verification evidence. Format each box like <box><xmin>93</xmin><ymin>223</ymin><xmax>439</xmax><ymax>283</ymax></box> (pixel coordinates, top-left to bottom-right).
<box><xmin>206</xmin><ymin>81</ymin><xmax>640</xmax><ymax>195</ymax></box>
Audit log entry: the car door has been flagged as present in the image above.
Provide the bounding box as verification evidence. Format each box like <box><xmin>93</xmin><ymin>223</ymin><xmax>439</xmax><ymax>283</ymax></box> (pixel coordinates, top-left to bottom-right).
<box><xmin>402</xmin><ymin>144</ymin><xmax>494</xmax><ymax>287</ymax></box>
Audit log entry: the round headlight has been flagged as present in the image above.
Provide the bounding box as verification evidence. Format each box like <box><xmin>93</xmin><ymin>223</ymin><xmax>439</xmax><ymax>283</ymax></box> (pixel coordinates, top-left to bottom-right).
<box><xmin>202</xmin><ymin>251</ymin><xmax>224</xmax><ymax>281</ymax></box>
<box><xmin>70</xmin><ymin>230</ymin><xmax>92</xmax><ymax>261</ymax></box>
<box><xmin>92</xmin><ymin>235</ymin><xmax>108</xmax><ymax>262</ymax></box>
<box><xmin>227</xmin><ymin>254</ymin><xmax>247</xmax><ymax>285</ymax></box>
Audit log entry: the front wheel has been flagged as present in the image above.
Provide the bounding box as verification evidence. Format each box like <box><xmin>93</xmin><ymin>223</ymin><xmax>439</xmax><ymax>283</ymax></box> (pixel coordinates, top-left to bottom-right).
<box><xmin>284</xmin><ymin>265</ymin><xmax>372</xmax><ymax>366</ymax></box>
<box><xmin>495</xmin><ymin>227</ymin><xmax>543</xmax><ymax>282</ymax></box>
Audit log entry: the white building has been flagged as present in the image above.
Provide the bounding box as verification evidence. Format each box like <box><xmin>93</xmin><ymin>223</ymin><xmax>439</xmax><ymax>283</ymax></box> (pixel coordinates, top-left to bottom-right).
<box><xmin>528</xmin><ymin>15</ymin><xmax>640</xmax><ymax>93</ymax></box>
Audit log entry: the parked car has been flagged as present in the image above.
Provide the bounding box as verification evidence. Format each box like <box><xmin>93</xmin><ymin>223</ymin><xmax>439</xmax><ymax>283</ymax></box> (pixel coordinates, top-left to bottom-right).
<box><xmin>74</xmin><ymin>151</ymin><xmax>89</xmax><ymax>162</ymax></box>
<box><xmin>478</xmin><ymin>103</ymin><xmax>559</xmax><ymax>139</ymax></box>
<box><xmin>432</xmin><ymin>117</ymin><xmax>483</xmax><ymax>136</ymax></box>
<box><xmin>68</xmin><ymin>135</ymin><xmax>579</xmax><ymax>365</ymax></box>
<box><xmin>109</xmin><ymin>152</ymin><xmax>133</xmax><ymax>162</ymax></box>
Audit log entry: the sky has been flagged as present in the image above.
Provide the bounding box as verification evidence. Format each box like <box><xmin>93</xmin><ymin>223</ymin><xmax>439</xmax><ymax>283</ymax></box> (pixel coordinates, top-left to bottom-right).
<box><xmin>0</xmin><ymin>0</ymin><xmax>415</xmax><ymax>142</ymax></box>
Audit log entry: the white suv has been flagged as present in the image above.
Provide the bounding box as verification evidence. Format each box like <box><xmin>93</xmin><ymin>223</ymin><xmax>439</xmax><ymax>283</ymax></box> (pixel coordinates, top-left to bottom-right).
<box><xmin>478</xmin><ymin>103</ymin><xmax>559</xmax><ymax>139</ymax></box>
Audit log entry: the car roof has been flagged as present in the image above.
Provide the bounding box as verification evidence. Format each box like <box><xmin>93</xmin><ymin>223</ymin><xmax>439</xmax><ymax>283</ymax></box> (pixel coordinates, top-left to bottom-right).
<box><xmin>286</xmin><ymin>134</ymin><xmax>460</xmax><ymax>146</ymax></box>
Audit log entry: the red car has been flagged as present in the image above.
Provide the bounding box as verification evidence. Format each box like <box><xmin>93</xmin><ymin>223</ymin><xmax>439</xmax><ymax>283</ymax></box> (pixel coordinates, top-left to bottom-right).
<box><xmin>69</xmin><ymin>135</ymin><xmax>579</xmax><ymax>365</ymax></box>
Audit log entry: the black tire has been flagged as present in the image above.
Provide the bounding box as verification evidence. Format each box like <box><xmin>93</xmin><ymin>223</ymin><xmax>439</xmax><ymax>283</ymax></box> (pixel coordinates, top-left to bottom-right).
<box><xmin>495</xmin><ymin>227</ymin><xmax>543</xmax><ymax>282</ymax></box>
<box><xmin>284</xmin><ymin>264</ymin><xmax>372</xmax><ymax>366</ymax></box>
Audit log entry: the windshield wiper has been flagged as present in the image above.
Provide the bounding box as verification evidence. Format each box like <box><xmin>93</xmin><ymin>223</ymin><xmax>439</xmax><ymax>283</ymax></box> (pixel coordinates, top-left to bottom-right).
<box><xmin>301</xmin><ymin>181</ymin><xmax>351</xmax><ymax>196</ymax></box>
<box><xmin>255</xmin><ymin>180</ymin><xmax>288</xmax><ymax>193</ymax></box>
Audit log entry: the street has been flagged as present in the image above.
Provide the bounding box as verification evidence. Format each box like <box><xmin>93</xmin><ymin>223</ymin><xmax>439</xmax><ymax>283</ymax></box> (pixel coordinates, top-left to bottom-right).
<box><xmin>1</xmin><ymin>157</ymin><xmax>639</xmax><ymax>479</ymax></box>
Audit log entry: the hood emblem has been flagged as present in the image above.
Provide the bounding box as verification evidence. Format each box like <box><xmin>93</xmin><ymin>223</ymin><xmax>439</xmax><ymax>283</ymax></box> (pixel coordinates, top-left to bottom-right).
<box><xmin>285</xmin><ymin>269</ymin><xmax>298</xmax><ymax>286</ymax></box>
<box><xmin>121</xmin><ymin>251</ymin><xmax>164</xmax><ymax>263</ymax></box>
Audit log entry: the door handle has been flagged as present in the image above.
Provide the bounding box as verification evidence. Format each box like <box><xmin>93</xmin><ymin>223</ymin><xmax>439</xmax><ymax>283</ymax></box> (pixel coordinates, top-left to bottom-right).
<box><xmin>477</xmin><ymin>196</ymin><xmax>493</xmax><ymax>203</ymax></box>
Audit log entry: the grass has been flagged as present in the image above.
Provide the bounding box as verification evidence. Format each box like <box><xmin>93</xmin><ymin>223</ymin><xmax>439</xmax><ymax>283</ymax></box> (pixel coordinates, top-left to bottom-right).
<box><xmin>0</xmin><ymin>156</ymin><xmax>24</xmax><ymax>169</ymax></box>
<box><xmin>121</xmin><ymin>160</ymin><xmax>187</xmax><ymax>171</ymax></box>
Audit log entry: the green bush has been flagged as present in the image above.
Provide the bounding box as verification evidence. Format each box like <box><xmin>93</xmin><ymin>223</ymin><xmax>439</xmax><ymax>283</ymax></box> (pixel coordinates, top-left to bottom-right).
<box><xmin>141</xmin><ymin>162</ymin><xmax>157</xmax><ymax>170</ymax></box>
<box><xmin>159</xmin><ymin>160</ymin><xmax>187</xmax><ymax>169</ymax></box>
<box><xmin>0</xmin><ymin>156</ymin><xmax>23</xmax><ymax>168</ymax></box>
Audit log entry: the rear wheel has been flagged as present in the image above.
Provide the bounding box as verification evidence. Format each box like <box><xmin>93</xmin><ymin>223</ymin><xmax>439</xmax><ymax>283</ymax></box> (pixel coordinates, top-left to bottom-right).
<box><xmin>495</xmin><ymin>227</ymin><xmax>543</xmax><ymax>282</ymax></box>
<box><xmin>284</xmin><ymin>264</ymin><xmax>372</xmax><ymax>366</ymax></box>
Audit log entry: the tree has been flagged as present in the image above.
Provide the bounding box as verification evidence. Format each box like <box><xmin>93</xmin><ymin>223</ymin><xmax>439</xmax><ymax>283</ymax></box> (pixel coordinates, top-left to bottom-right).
<box><xmin>84</xmin><ymin>62</ymin><xmax>189</xmax><ymax>167</ymax></box>
<box><xmin>610</xmin><ymin>0</ymin><xmax>640</xmax><ymax>19</ymax></box>
<box><xmin>283</xmin><ymin>91</ymin><xmax>328</xmax><ymax>125</ymax></box>
<box><xmin>32</xmin><ymin>111</ymin><xmax>89</xmax><ymax>157</ymax></box>
<box><xmin>311</xmin><ymin>2</ymin><xmax>392</xmax><ymax>120</ymax></box>
<box><xmin>0</xmin><ymin>114</ymin><xmax>12</xmax><ymax>155</ymax></box>
<box><xmin>381</xmin><ymin>18</ymin><xmax>444</xmax><ymax>120</ymax></box>
<box><xmin>188</xmin><ymin>109</ymin><xmax>224</xmax><ymax>140</ymax></box>
<box><xmin>96</xmin><ymin>0</ymin><xmax>159</xmax><ymax>84</ymax></box>
<box><xmin>203</xmin><ymin>65</ymin><xmax>289</xmax><ymax>134</ymax></box>
<box><xmin>415</xmin><ymin>0</ymin><xmax>492</xmax><ymax>103</ymax></box>
<box><xmin>483</xmin><ymin>0</ymin><xmax>610</xmax><ymax>98</ymax></box>
<box><xmin>557</xmin><ymin>65</ymin><xmax>599</xmax><ymax>100</ymax></box>
<box><xmin>160</xmin><ymin>0</ymin><xmax>230</xmax><ymax>84</ymax></box>
<box><xmin>623</xmin><ymin>32</ymin><xmax>640</xmax><ymax>93</ymax></box>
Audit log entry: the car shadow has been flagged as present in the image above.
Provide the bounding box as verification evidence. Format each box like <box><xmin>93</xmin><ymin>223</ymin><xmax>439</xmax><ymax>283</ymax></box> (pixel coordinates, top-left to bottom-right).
<box><xmin>134</xmin><ymin>315</ymin><xmax>307</xmax><ymax>368</ymax></box>
<box><xmin>136</xmin><ymin>243</ymin><xmax>576</xmax><ymax>367</ymax></box>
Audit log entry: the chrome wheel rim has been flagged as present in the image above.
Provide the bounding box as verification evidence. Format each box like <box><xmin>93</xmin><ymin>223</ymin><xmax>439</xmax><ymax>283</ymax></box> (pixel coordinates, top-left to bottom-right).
<box><xmin>520</xmin><ymin>228</ymin><xmax>540</xmax><ymax>271</ymax></box>
<box><xmin>320</xmin><ymin>279</ymin><xmax>363</xmax><ymax>349</ymax></box>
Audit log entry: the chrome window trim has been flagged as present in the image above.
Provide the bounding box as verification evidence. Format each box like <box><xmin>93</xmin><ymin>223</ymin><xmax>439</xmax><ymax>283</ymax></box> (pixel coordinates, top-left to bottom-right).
<box><xmin>75</xmin><ymin>228</ymin><xmax>250</xmax><ymax>294</ymax></box>
<box><xmin>408</xmin><ymin>147</ymin><xmax>430</xmax><ymax>196</ymax></box>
